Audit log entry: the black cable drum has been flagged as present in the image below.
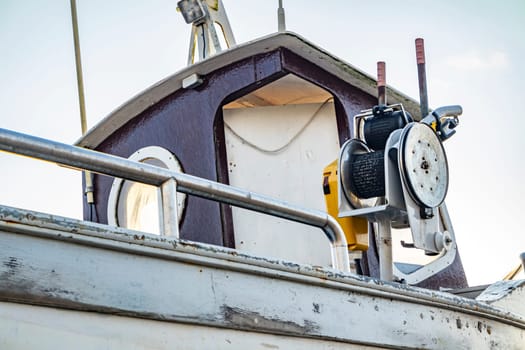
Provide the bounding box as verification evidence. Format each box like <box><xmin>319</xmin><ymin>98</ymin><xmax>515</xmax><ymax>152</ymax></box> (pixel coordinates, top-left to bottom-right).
<box><xmin>364</xmin><ymin>110</ymin><xmax>411</xmax><ymax>150</ymax></box>
<box><xmin>348</xmin><ymin>150</ymin><xmax>385</xmax><ymax>199</ymax></box>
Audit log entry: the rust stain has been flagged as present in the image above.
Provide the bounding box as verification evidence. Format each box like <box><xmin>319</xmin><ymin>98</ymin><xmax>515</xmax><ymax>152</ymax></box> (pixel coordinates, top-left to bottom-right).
<box><xmin>456</xmin><ymin>318</ymin><xmax>462</xmax><ymax>329</ymax></box>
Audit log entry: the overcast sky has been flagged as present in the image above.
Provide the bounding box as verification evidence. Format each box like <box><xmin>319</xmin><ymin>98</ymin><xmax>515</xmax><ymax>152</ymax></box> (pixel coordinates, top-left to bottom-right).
<box><xmin>1</xmin><ymin>0</ymin><xmax>524</xmax><ymax>285</ymax></box>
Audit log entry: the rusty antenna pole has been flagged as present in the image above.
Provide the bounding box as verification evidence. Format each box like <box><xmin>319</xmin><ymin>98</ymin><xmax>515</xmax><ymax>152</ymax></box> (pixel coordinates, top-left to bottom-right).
<box><xmin>415</xmin><ymin>38</ymin><xmax>429</xmax><ymax>118</ymax></box>
<box><xmin>377</xmin><ymin>61</ymin><xmax>386</xmax><ymax>105</ymax></box>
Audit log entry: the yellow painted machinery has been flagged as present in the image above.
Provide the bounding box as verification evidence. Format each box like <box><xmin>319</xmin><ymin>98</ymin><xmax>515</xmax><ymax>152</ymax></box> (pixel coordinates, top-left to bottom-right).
<box><xmin>322</xmin><ymin>160</ymin><xmax>368</xmax><ymax>251</ymax></box>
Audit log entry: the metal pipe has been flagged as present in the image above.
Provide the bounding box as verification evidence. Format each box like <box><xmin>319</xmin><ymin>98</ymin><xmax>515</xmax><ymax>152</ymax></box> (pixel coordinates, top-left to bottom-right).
<box><xmin>278</xmin><ymin>0</ymin><xmax>286</xmax><ymax>32</ymax></box>
<box><xmin>377</xmin><ymin>218</ymin><xmax>393</xmax><ymax>281</ymax></box>
<box><xmin>0</xmin><ymin>128</ymin><xmax>350</xmax><ymax>271</ymax></box>
<box><xmin>377</xmin><ymin>61</ymin><xmax>386</xmax><ymax>106</ymax></box>
<box><xmin>415</xmin><ymin>38</ymin><xmax>429</xmax><ymax>118</ymax></box>
<box><xmin>161</xmin><ymin>178</ymin><xmax>179</xmax><ymax>238</ymax></box>
<box><xmin>432</xmin><ymin>105</ymin><xmax>463</xmax><ymax>120</ymax></box>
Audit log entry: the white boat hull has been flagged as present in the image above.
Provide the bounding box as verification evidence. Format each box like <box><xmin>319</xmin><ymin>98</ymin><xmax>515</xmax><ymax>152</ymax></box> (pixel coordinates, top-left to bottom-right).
<box><xmin>1</xmin><ymin>206</ymin><xmax>524</xmax><ymax>349</ymax></box>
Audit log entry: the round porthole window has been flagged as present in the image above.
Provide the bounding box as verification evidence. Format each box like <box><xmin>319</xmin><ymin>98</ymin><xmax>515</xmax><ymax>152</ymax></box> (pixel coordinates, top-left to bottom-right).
<box><xmin>107</xmin><ymin>146</ymin><xmax>186</xmax><ymax>235</ymax></box>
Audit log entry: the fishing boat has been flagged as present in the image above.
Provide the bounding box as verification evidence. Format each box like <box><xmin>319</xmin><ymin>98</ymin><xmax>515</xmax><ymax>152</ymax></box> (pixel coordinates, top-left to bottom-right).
<box><xmin>1</xmin><ymin>1</ymin><xmax>524</xmax><ymax>348</ymax></box>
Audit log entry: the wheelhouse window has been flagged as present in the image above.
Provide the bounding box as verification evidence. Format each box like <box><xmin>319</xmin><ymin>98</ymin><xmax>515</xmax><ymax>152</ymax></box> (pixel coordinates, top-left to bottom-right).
<box><xmin>107</xmin><ymin>146</ymin><xmax>185</xmax><ymax>235</ymax></box>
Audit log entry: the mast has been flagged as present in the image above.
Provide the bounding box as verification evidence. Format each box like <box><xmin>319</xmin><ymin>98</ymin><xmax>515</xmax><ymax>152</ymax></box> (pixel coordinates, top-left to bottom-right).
<box><xmin>177</xmin><ymin>0</ymin><xmax>236</xmax><ymax>65</ymax></box>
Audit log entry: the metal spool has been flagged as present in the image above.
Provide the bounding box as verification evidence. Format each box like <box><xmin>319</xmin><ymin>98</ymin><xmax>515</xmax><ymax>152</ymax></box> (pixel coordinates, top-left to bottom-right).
<box><xmin>340</xmin><ymin>139</ymin><xmax>383</xmax><ymax>209</ymax></box>
<box><xmin>349</xmin><ymin>151</ymin><xmax>385</xmax><ymax>199</ymax></box>
<box><xmin>399</xmin><ymin>123</ymin><xmax>448</xmax><ymax>208</ymax></box>
<box><xmin>341</xmin><ymin>121</ymin><xmax>448</xmax><ymax>211</ymax></box>
<box><xmin>363</xmin><ymin>109</ymin><xmax>412</xmax><ymax>151</ymax></box>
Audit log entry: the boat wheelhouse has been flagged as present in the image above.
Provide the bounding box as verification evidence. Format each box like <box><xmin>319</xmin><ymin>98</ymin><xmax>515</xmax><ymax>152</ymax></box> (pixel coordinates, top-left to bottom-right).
<box><xmin>1</xmin><ymin>1</ymin><xmax>524</xmax><ymax>348</ymax></box>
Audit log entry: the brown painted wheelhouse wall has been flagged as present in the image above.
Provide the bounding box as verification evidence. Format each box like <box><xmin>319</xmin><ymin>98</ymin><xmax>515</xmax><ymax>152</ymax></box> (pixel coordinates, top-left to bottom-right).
<box><xmin>83</xmin><ymin>47</ymin><xmax>467</xmax><ymax>289</ymax></box>
<box><xmin>86</xmin><ymin>48</ymin><xmax>376</xmax><ymax>245</ymax></box>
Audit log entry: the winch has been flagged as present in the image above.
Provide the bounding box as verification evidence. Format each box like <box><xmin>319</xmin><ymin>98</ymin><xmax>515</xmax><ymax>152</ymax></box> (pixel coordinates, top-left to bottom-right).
<box><xmin>331</xmin><ymin>39</ymin><xmax>463</xmax><ymax>283</ymax></box>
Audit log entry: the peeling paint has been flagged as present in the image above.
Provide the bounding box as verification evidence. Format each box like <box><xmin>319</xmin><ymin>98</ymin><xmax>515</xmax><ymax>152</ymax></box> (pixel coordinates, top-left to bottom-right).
<box><xmin>42</xmin><ymin>288</ymin><xmax>77</xmax><ymax>298</ymax></box>
<box><xmin>312</xmin><ymin>303</ymin><xmax>320</xmax><ymax>314</ymax></box>
<box><xmin>3</xmin><ymin>257</ymin><xmax>20</xmax><ymax>276</ymax></box>
<box><xmin>221</xmin><ymin>305</ymin><xmax>319</xmax><ymax>334</ymax></box>
<box><xmin>1</xmin><ymin>204</ymin><xmax>525</xmax><ymax>349</ymax></box>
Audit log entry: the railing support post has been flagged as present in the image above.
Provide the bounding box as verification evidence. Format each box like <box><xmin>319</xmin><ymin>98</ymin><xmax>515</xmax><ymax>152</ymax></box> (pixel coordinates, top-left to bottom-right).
<box><xmin>161</xmin><ymin>178</ymin><xmax>179</xmax><ymax>238</ymax></box>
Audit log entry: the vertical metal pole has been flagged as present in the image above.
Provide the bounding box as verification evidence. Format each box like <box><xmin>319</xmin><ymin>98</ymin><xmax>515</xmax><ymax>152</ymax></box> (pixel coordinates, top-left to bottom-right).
<box><xmin>70</xmin><ymin>0</ymin><xmax>87</xmax><ymax>135</ymax></box>
<box><xmin>196</xmin><ymin>24</ymin><xmax>206</xmax><ymax>61</ymax></box>
<box><xmin>377</xmin><ymin>61</ymin><xmax>386</xmax><ymax>106</ymax></box>
<box><xmin>161</xmin><ymin>178</ymin><xmax>179</xmax><ymax>238</ymax></box>
<box><xmin>278</xmin><ymin>0</ymin><xmax>286</xmax><ymax>32</ymax></box>
<box><xmin>377</xmin><ymin>218</ymin><xmax>393</xmax><ymax>281</ymax></box>
<box><xmin>332</xmin><ymin>244</ymin><xmax>351</xmax><ymax>273</ymax></box>
<box><xmin>70</xmin><ymin>0</ymin><xmax>94</xmax><ymax>205</ymax></box>
<box><xmin>415</xmin><ymin>38</ymin><xmax>429</xmax><ymax>118</ymax></box>
<box><xmin>214</xmin><ymin>0</ymin><xmax>236</xmax><ymax>47</ymax></box>
<box><xmin>187</xmin><ymin>27</ymin><xmax>196</xmax><ymax>65</ymax></box>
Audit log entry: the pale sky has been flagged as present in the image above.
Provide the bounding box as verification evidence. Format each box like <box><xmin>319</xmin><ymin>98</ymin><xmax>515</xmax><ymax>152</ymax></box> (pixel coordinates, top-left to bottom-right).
<box><xmin>1</xmin><ymin>0</ymin><xmax>524</xmax><ymax>285</ymax></box>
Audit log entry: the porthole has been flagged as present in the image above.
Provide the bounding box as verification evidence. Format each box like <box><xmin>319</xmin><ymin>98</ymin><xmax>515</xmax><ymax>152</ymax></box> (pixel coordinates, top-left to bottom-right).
<box><xmin>107</xmin><ymin>146</ymin><xmax>186</xmax><ymax>235</ymax></box>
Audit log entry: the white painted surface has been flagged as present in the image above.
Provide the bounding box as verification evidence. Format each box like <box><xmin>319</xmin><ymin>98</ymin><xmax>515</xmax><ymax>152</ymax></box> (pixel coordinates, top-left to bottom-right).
<box><xmin>224</xmin><ymin>102</ymin><xmax>340</xmax><ymax>267</ymax></box>
<box><xmin>0</xmin><ymin>302</ymin><xmax>385</xmax><ymax>350</ymax></box>
<box><xmin>1</xmin><ymin>206</ymin><xmax>524</xmax><ymax>349</ymax></box>
<box><xmin>477</xmin><ymin>280</ymin><xmax>525</xmax><ymax>318</ymax></box>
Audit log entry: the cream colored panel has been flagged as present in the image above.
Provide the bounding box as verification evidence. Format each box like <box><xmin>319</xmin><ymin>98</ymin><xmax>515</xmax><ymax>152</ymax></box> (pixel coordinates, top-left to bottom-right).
<box><xmin>223</xmin><ymin>74</ymin><xmax>332</xmax><ymax>109</ymax></box>
<box><xmin>224</xmin><ymin>101</ymin><xmax>339</xmax><ymax>267</ymax></box>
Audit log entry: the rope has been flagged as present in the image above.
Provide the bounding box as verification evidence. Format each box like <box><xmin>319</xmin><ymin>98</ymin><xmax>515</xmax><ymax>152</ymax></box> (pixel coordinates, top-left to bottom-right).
<box><xmin>224</xmin><ymin>97</ymin><xmax>333</xmax><ymax>155</ymax></box>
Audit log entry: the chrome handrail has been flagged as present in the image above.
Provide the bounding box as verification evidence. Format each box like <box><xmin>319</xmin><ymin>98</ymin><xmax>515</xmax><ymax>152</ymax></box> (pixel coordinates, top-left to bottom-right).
<box><xmin>0</xmin><ymin>128</ymin><xmax>350</xmax><ymax>272</ymax></box>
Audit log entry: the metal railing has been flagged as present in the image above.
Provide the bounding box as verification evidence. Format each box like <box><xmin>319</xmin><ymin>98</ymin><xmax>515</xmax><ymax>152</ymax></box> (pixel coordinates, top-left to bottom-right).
<box><xmin>0</xmin><ymin>128</ymin><xmax>350</xmax><ymax>271</ymax></box>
